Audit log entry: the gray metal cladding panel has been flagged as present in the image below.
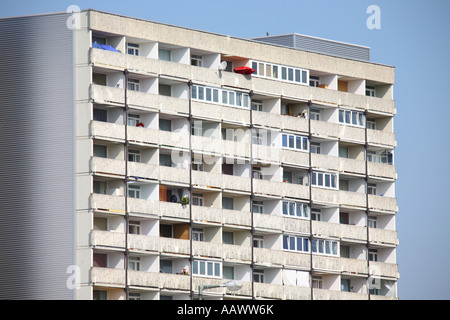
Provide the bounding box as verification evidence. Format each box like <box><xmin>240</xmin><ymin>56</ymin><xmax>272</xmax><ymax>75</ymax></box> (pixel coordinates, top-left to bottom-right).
<box><xmin>0</xmin><ymin>13</ymin><xmax>75</xmax><ymax>299</ymax></box>
<box><xmin>252</xmin><ymin>35</ymin><xmax>295</xmax><ymax>48</ymax></box>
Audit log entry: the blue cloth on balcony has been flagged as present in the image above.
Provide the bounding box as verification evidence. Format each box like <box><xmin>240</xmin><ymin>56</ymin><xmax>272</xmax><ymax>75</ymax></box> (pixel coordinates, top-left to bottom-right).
<box><xmin>92</xmin><ymin>41</ymin><xmax>120</xmax><ymax>52</ymax></box>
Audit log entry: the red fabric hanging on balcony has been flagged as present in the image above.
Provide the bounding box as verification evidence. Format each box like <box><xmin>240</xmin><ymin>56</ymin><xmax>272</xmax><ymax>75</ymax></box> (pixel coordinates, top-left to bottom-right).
<box><xmin>233</xmin><ymin>66</ymin><xmax>255</xmax><ymax>75</ymax></box>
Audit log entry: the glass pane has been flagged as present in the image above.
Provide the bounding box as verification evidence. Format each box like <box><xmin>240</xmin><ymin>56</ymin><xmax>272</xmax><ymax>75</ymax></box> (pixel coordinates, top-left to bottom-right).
<box><xmin>332</xmin><ymin>242</ymin><xmax>337</xmax><ymax>255</ymax></box>
<box><xmin>303</xmin><ymin>137</ymin><xmax>308</xmax><ymax>150</ymax></box>
<box><xmin>302</xmin><ymin>70</ymin><xmax>307</xmax><ymax>83</ymax></box>
<box><xmin>288</xmin><ymin>68</ymin><xmax>293</xmax><ymax>81</ymax></box>
<box><xmin>206</xmin><ymin>88</ymin><xmax>212</xmax><ymax>101</ymax></box>
<box><xmin>312</xmin><ymin>172</ymin><xmax>316</xmax><ymax>185</ymax></box>
<box><xmin>191</xmin><ymin>85</ymin><xmax>197</xmax><ymax>99</ymax></box>
<box><xmin>214</xmin><ymin>263</ymin><xmax>220</xmax><ymax>277</ymax></box>
<box><xmin>325</xmin><ymin>241</ymin><xmax>331</xmax><ymax>254</ymax></box>
<box><xmin>312</xmin><ymin>240</ymin><xmax>317</xmax><ymax>252</ymax></box>
<box><xmin>200</xmin><ymin>261</ymin><xmax>205</xmax><ymax>275</ymax></box>
<box><xmin>297</xmin><ymin>237</ymin><xmax>303</xmax><ymax>251</ymax></box>
<box><xmin>193</xmin><ymin>261</ymin><xmax>198</xmax><ymax>274</ymax></box>
<box><xmin>289</xmin><ymin>236</ymin><xmax>295</xmax><ymax>250</ymax></box>
<box><xmin>213</xmin><ymin>89</ymin><xmax>219</xmax><ymax>102</ymax></box>
<box><xmin>296</xmin><ymin>203</ymin><xmax>302</xmax><ymax>217</ymax></box>
<box><xmin>339</xmin><ymin>110</ymin><xmax>344</xmax><ymax>123</ymax></box>
<box><xmin>283</xmin><ymin>235</ymin><xmax>288</xmax><ymax>250</ymax></box>
<box><xmin>282</xmin><ymin>202</ymin><xmax>288</xmax><ymax>215</ymax></box>
<box><xmin>303</xmin><ymin>238</ymin><xmax>309</xmax><ymax>252</ymax></box>
<box><xmin>295</xmin><ymin>69</ymin><xmax>300</xmax><ymax>82</ymax></box>
<box><xmin>258</xmin><ymin>63</ymin><xmax>264</xmax><ymax>76</ymax></box>
<box><xmin>266</xmin><ymin>64</ymin><xmax>271</xmax><ymax>78</ymax></box>
<box><xmin>289</xmin><ymin>135</ymin><xmax>294</xmax><ymax>148</ymax></box>
<box><xmin>296</xmin><ymin>136</ymin><xmax>301</xmax><ymax>149</ymax></box>
<box><xmin>282</xmin><ymin>134</ymin><xmax>287</xmax><ymax>147</ymax></box>
<box><xmin>243</xmin><ymin>94</ymin><xmax>249</xmax><ymax>108</ymax></box>
<box><xmin>207</xmin><ymin>262</ymin><xmax>213</xmax><ymax>276</ymax></box>
<box><xmin>236</xmin><ymin>92</ymin><xmax>242</xmax><ymax>106</ymax></box>
<box><xmin>252</xmin><ymin>61</ymin><xmax>258</xmax><ymax>74</ymax></box>
<box><xmin>345</xmin><ymin>111</ymin><xmax>351</xmax><ymax>124</ymax></box>
<box><xmin>318</xmin><ymin>240</ymin><xmax>324</xmax><ymax>253</ymax></box>
<box><xmin>222</xmin><ymin>91</ymin><xmax>228</xmax><ymax>104</ymax></box>
<box><xmin>229</xmin><ymin>92</ymin><xmax>235</xmax><ymax>105</ymax></box>
<box><xmin>289</xmin><ymin>202</ymin><xmax>295</xmax><ymax>215</ymax></box>
<box><xmin>272</xmin><ymin>65</ymin><xmax>278</xmax><ymax>78</ymax></box>
<box><xmin>282</xmin><ymin>67</ymin><xmax>287</xmax><ymax>80</ymax></box>
<box><xmin>318</xmin><ymin>173</ymin><xmax>323</xmax><ymax>186</ymax></box>
<box><xmin>198</xmin><ymin>87</ymin><xmax>204</xmax><ymax>100</ymax></box>
<box><xmin>325</xmin><ymin>174</ymin><xmax>330</xmax><ymax>187</ymax></box>
<box><xmin>352</xmin><ymin>111</ymin><xmax>357</xmax><ymax>125</ymax></box>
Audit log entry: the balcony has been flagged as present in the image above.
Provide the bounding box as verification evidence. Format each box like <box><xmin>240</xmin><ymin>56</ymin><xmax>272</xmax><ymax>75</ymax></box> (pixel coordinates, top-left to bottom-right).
<box><xmin>222</xmin><ymin>209</ymin><xmax>251</xmax><ymax>227</ymax></box>
<box><xmin>369</xmin><ymin>228</ymin><xmax>399</xmax><ymax>246</ymax></box>
<box><xmin>283</xmin><ymin>217</ymin><xmax>310</xmax><ymax>234</ymax></box>
<box><xmin>222</xmin><ymin>174</ymin><xmax>251</xmax><ymax>193</ymax></box>
<box><xmin>91</xmin><ymin>194</ymin><xmax>125</xmax><ymax>213</ymax></box>
<box><xmin>253</xmin><ymin>213</ymin><xmax>284</xmax><ymax>231</ymax></box>
<box><xmin>192</xmin><ymin>205</ymin><xmax>222</xmax><ymax>224</ymax></box>
<box><xmin>367</xmin><ymin>162</ymin><xmax>397</xmax><ymax>180</ymax></box>
<box><xmin>253</xmin><ymin>144</ymin><xmax>280</xmax><ymax>163</ymax></box>
<box><xmin>310</xmin><ymin>120</ymin><xmax>339</xmax><ymax>139</ymax></box>
<box><xmin>159</xmin><ymin>201</ymin><xmax>189</xmax><ymax>220</ymax></box>
<box><xmin>312</xmin><ymin>255</ymin><xmax>368</xmax><ymax>275</ymax></box>
<box><xmin>91</xmin><ymin>267</ymin><xmax>125</xmax><ymax>287</ymax></box>
<box><xmin>191</xmin><ymin>135</ymin><xmax>222</xmax><ymax>155</ymax></box>
<box><xmin>313</xmin><ymin>289</ymin><xmax>368</xmax><ymax>300</ymax></box>
<box><xmin>339</xmin><ymin>190</ymin><xmax>367</xmax><ymax>209</ymax></box>
<box><xmin>160</xmin><ymin>237</ymin><xmax>190</xmax><ymax>255</ymax></box>
<box><xmin>311</xmin><ymin>221</ymin><xmax>367</xmax><ymax>242</ymax></box>
<box><xmin>368</xmin><ymin>194</ymin><xmax>397</xmax><ymax>213</ymax></box>
<box><xmin>280</xmin><ymin>149</ymin><xmax>309</xmax><ymax>167</ymax></box>
<box><xmin>367</xmin><ymin>129</ymin><xmax>396</xmax><ymax>148</ymax></box>
<box><xmin>192</xmin><ymin>171</ymin><xmax>223</xmax><ymax>190</ymax></box>
<box><xmin>369</xmin><ymin>261</ymin><xmax>399</xmax><ymax>279</ymax></box>
<box><xmin>311</xmin><ymin>187</ymin><xmax>338</xmax><ymax>205</ymax></box>
<box><xmin>91</xmin><ymin>157</ymin><xmax>125</xmax><ymax>177</ymax></box>
<box><xmin>339</xmin><ymin>124</ymin><xmax>365</xmax><ymax>143</ymax></box>
<box><xmin>91</xmin><ymin>120</ymin><xmax>125</xmax><ymax>142</ymax></box>
<box><xmin>311</xmin><ymin>153</ymin><xmax>339</xmax><ymax>171</ymax></box>
<box><xmin>339</xmin><ymin>158</ymin><xmax>365</xmax><ymax>176</ymax></box>
<box><xmin>159</xmin><ymin>166</ymin><xmax>190</xmax><ymax>184</ymax></box>
<box><xmin>91</xmin><ymin>230</ymin><xmax>125</xmax><ymax>249</ymax></box>
<box><xmin>254</xmin><ymin>282</ymin><xmax>311</xmax><ymax>300</ymax></box>
<box><xmin>222</xmin><ymin>140</ymin><xmax>250</xmax><ymax>159</ymax></box>
<box><xmin>253</xmin><ymin>248</ymin><xmax>310</xmax><ymax>268</ymax></box>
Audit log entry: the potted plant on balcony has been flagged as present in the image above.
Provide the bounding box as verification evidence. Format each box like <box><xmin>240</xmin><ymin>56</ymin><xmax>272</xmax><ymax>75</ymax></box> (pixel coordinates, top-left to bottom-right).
<box><xmin>180</xmin><ymin>196</ymin><xmax>189</xmax><ymax>207</ymax></box>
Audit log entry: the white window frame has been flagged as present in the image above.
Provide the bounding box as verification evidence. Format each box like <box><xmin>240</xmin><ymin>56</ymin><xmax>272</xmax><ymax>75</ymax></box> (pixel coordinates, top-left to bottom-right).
<box><xmin>310</xmin><ymin>108</ymin><xmax>321</xmax><ymax>121</ymax></box>
<box><xmin>128</xmin><ymin>256</ymin><xmax>141</xmax><ymax>271</ymax></box>
<box><xmin>191</xmin><ymin>54</ymin><xmax>203</xmax><ymax>67</ymax></box>
<box><xmin>311</xmin><ymin>238</ymin><xmax>339</xmax><ymax>256</ymax></box>
<box><xmin>192</xmin><ymin>193</ymin><xmax>204</xmax><ymax>207</ymax></box>
<box><xmin>338</xmin><ymin>108</ymin><xmax>365</xmax><ymax>127</ymax></box>
<box><xmin>311</xmin><ymin>208</ymin><xmax>322</xmax><ymax>221</ymax></box>
<box><xmin>312</xmin><ymin>276</ymin><xmax>323</xmax><ymax>289</ymax></box>
<box><xmin>251</xmin><ymin>60</ymin><xmax>309</xmax><ymax>85</ymax></box>
<box><xmin>366</xmin><ymin>118</ymin><xmax>376</xmax><ymax>130</ymax></box>
<box><xmin>128</xmin><ymin>149</ymin><xmax>141</xmax><ymax>163</ymax></box>
<box><xmin>368</xmin><ymin>183</ymin><xmax>377</xmax><ymax>195</ymax></box>
<box><xmin>282</xmin><ymin>201</ymin><xmax>309</xmax><ymax>219</ymax></box>
<box><xmin>283</xmin><ymin>234</ymin><xmax>310</xmax><ymax>253</ymax></box>
<box><xmin>129</xmin><ymin>220</ymin><xmax>141</xmax><ymax>235</ymax></box>
<box><xmin>251</xmin><ymin>99</ymin><xmax>263</xmax><ymax>111</ymax></box>
<box><xmin>127</xmin><ymin>78</ymin><xmax>140</xmax><ymax>92</ymax></box>
<box><xmin>128</xmin><ymin>185</ymin><xmax>140</xmax><ymax>199</ymax></box>
<box><xmin>282</xmin><ymin>133</ymin><xmax>309</xmax><ymax>151</ymax></box>
<box><xmin>253</xmin><ymin>269</ymin><xmax>265</xmax><ymax>283</ymax></box>
<box><xmin>366</xmin><ymin>86</ymin><xmax>376</xmax><ymax>97</ymax></box>
<box><xmin>128</xmin><ymin>292</ymin><xmax>141</xmax><ymax>300</ymax></box>
<box><xmin>193</xmin><ymin>260</ymin><xmax>222</xmax><ymax>278</ymax></box>
<box><xmin>252</xmin><ymin>167</ymin><xmax>262</xmax><ymax>180</ymax></box>
<box><xmin>128</xmin><ymin>113</ymin><xmax>141</xmax><ymax>127</ymax></box>
<box><xmin>252</xmin><ymin>200</ymin><xmax>264</xmax><ymax>214</ymax></box>
<box><xmin>368</xmin><ymin>216</ymin><xmax>377</xmax><ymax>229</ymax></box>
<box><xmin>192</xmin><ymin>227</ymin><xmax>204</xmax><ymax>241</ymax></box>
<box><xmin>253</xmin><ymin>235</ymin><xmax>264</xmax><ymax>248</ymax></box>
<box><xmin>159</xmin><ymin>48</ymin><xmax>171</xmax><ymax>61</ymax></box>
<box><xmin>309</xmin><ymin>76</ymin><xmax>320</xmax><ymax>87</ymax></box>
<box><xmin>191</xmin><ymin>84</ymin><xmax>250</xmax><ymax>109</ymax></box>
<box><xmin>310</xmin><ymin>142</ymin><xmax>321</xmax><ymax>154</ymax></box>
<box><xmin>369</xmin><ymin>249</ymin><xmax>378</xmax><ymax>261</ymax></box>
<box><xmin>311</xmin><ymin>171</ymin><xmax>337</xmax><ymax>189</ymax></box>
<box><xmin>127</xmin><ymin>43</ymin><xmax>139</xmax><ymax>56</ymax></box>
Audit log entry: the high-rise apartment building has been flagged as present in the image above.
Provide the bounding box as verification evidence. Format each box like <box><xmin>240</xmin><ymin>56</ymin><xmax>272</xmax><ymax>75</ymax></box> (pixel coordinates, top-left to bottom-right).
<box><xmin>0</xmin><ymin>10</ymin><xmax>398</xmax><ymax>300</ymax></box>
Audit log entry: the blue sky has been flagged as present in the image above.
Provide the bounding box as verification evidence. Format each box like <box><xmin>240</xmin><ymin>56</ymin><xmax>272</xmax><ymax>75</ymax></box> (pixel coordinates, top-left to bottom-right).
<box><xmin>1</xmin><ymin>0</ymin><xmax>449</xmax><ymax>300</ymax></box>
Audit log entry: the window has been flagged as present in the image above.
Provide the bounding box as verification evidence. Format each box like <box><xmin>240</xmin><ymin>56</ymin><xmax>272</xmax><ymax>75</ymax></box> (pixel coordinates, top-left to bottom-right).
<box><xmin>339</xmin><ymin>146</ymin><xmax>349</xmax><ymax>158</ymax></box>
<box><xmin>311</xmin><ymin>209</ymin><xmax>321</xmax><ymax>221</ymax></box>
<box><xmin>93</xmin><ymin>108</ymin><xmax>107</xmax><ymax>122</ymax></box>
<box><xmin>222</xmin><ymin>197</ymin><xmax>234</xmax><ymax>210</ymax></box>
<box><xmin>159</xmin><ymin>48</ymin><xmax>171</xmax><ymax>61</ymax></box>
<box><xmin>159</xmin><ymin>119</ymin><xmax>172</xmax><ymax>132</ymax></box>
<box><xmin>253</xmin><ymin>269</ymin><xmax>264</xmax><ymax>283</ymax></box>
<box><xmin>369</xmin><ymin>249</ymin><xmax>378</xmax><ymax>261</ymax></box>
<box><xmin>191</xmin><ymin>121</ymin><xmax>203</xmax><ymax>136</ymax></box>
<box><xmin>191</xmin><ymin>54</ymin><xmax>202</xmax><ymax>67</ymax></box>
<box><xmin>310</xmin><ymin>76</ymin><xmax>320</xmax><ymax>87</ymax></box>
<box><xmin>310</xmin><ymin>142</ymin><xmax>321</xmax><ymax>154</ymax></box>
<box><xmin>253</xmin><ymin>235</ymin><xmax>264</xmax><ymax>248</ymax></box>
<box><xmin>252</xmin><ymin>201</ymin><xmax>264</xmax><ymax>214</ymax></box>
<box><xmin>252</xmin><ymin>130</ymin><xmax>263</xmax><ymax>145</ymax></box>
<box><xmin>312</xmin><ymin>276</ymin><xmax>323</xmax><ymax>289</ymax></box>
<box><xmin>339</xmin><ymin>212</ymin><xmax>349</xmax><ymax>225</ymax></box>
<box><xmin>368</xmin><ymin>216</ymin><xmax>377</xmax><ymax>228</ymax></box>
<box><xmin>159</xmin><ymin>154</ymin><xmax>172</xmax><ymax>167</ymax></box>
<box><xmin>160</xmin><ymin>260</ymin><xmax>173</xmax><ymax>273</ymax></box>
<box><xmin>192</xmin><ymin>158</ymin><xmax>203</xmax><ymax>172</ymax></box>
<box><xmin>93</xmin><ymin>145</ymin><xmax>107</xmax><ymax>158</ymax></box>
<box><xmin>282</xmin><ymin>201</ymin><xmax>309</xmax><ymax>218</ymax></box>
<box><xmin>366</xmin><ymin>118</ymin><xmax>376</xmax><ymax>130</ymax></box>
<box><xmin>127</xmin><ymin>78</ymin><xmax>140</xmax><ymax>92</ymax></box>
<box><xmin>192</xmin><ymin>84</ymin><xmax>250</xmax><ymax>109</ymax></box>
<box><xmin>128</xmin><ymin>185</ymin><xmax>140</xmax><ymax>199</ymax></box>
<box><xmin>282</xmin><ymin>133</ymin><xmax>308</xmax><ymax>151</ymax></box>
<box><xmin>338</xmin><ymin>109</ymin><xmax>365</xmax><ymax>127</ymax></box>
<box><xmin>223</xmin><ymin>266</ymin><xmax>234</xmax><ymax>280</ymax></box>
<box><xmin>127</xmin><ymin>43</ymin><xmax>139</xmax><ymax>56</ymax></box>
<box><xmin>192</xmin><ymin>228</ymin><xmax>204</xmax><ymax>242</ymax></box>
<box><xmin>366</xmin><ymin>86</ymin><xmax>376</xmax><ymax>97</ymax></box>
<box><xmin>252</xmin><ymin>167</ymin><xmax>262</xmax><ymax>179</ymax></box>
<box><xmin>222</xmin><ymin>231</ymin><xmax>234</xmax><ymax>245</ymax></box>
<box><xmin>283</xmin><ymin>171</ymin><xmax>292</xmax><ymax>183</ymax></box>
<box><xmin>159</xmin><ymin>84</ymin><xmax>171</xmax><ymax>97</ymax></box>
<box><xmin>251</xmin><ymin>60</ymin><xmax>309</xmax><ymax>85</ymax></box>
<box><xmin>367</xmin><ymin>150</ymin><xmax>393</xmax><ymax>165</ymax></box>
<box><xmin>192</xmin><ymin>193</ymin><xmax>204</xmax><ymax>206</ymax></box>
<box><xmin>311</xmin><ymin>171</ymin><xmax>337</xmax><ymax>189</ymax></box>
<box><xmin>93</xmin><ymin>181</ymin><xmax>107</xmax><ymax>194</ymax></box>
<box><xmin>128</xmin><ymin>149</ymin><xmax>141</xmax><ymax>162</ymax></box>
<box><xmin>129</xmin><ymin>220</ymin><xmax>141</xmax><ymax>235</ymax></box>
<box><xmin>310</xmin><ymin>108</ymin><xmax>320</xmax><ymax>121</ymax></box>
<box><xmin>128</xmin><ymin>256</ymin><xmax>140</xmax><ymax>271</ymax></box>
<box><xmin>312</xmin><ymin>239</ymin><xmax>338</xmax><ymax>256</ymax></box>
<box><xmin>368</xmin><ymin>183</ymin><xmax>377</xmax><ymax>195</ymax></box>
<box><xmin>283</xmin><ymin>235</ymin><xmax>309</xmax><ymax>253</ymax></box>
<box><xmin>193</xmin><ymin>260</ymin><xmax>221</xmax><ymax>278</ymax></box>
<box><xmin>251</xmin><ymin>99</ymin><xmax>263</xmax><ymax>111</ymax></box>
<box><xmin>129</xmin><ymin>292</ymin><xmax>141</xmax><ymax>300</ymax></box>
<box><xmin>128</xmin><ymin>113</ymin><xmax>141</xmax><ymax>127</ymax></box>
<box><xmin>93</xmin><ymin>290</ymin><xmax>107</xmax><ymax>300</ymax></box>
